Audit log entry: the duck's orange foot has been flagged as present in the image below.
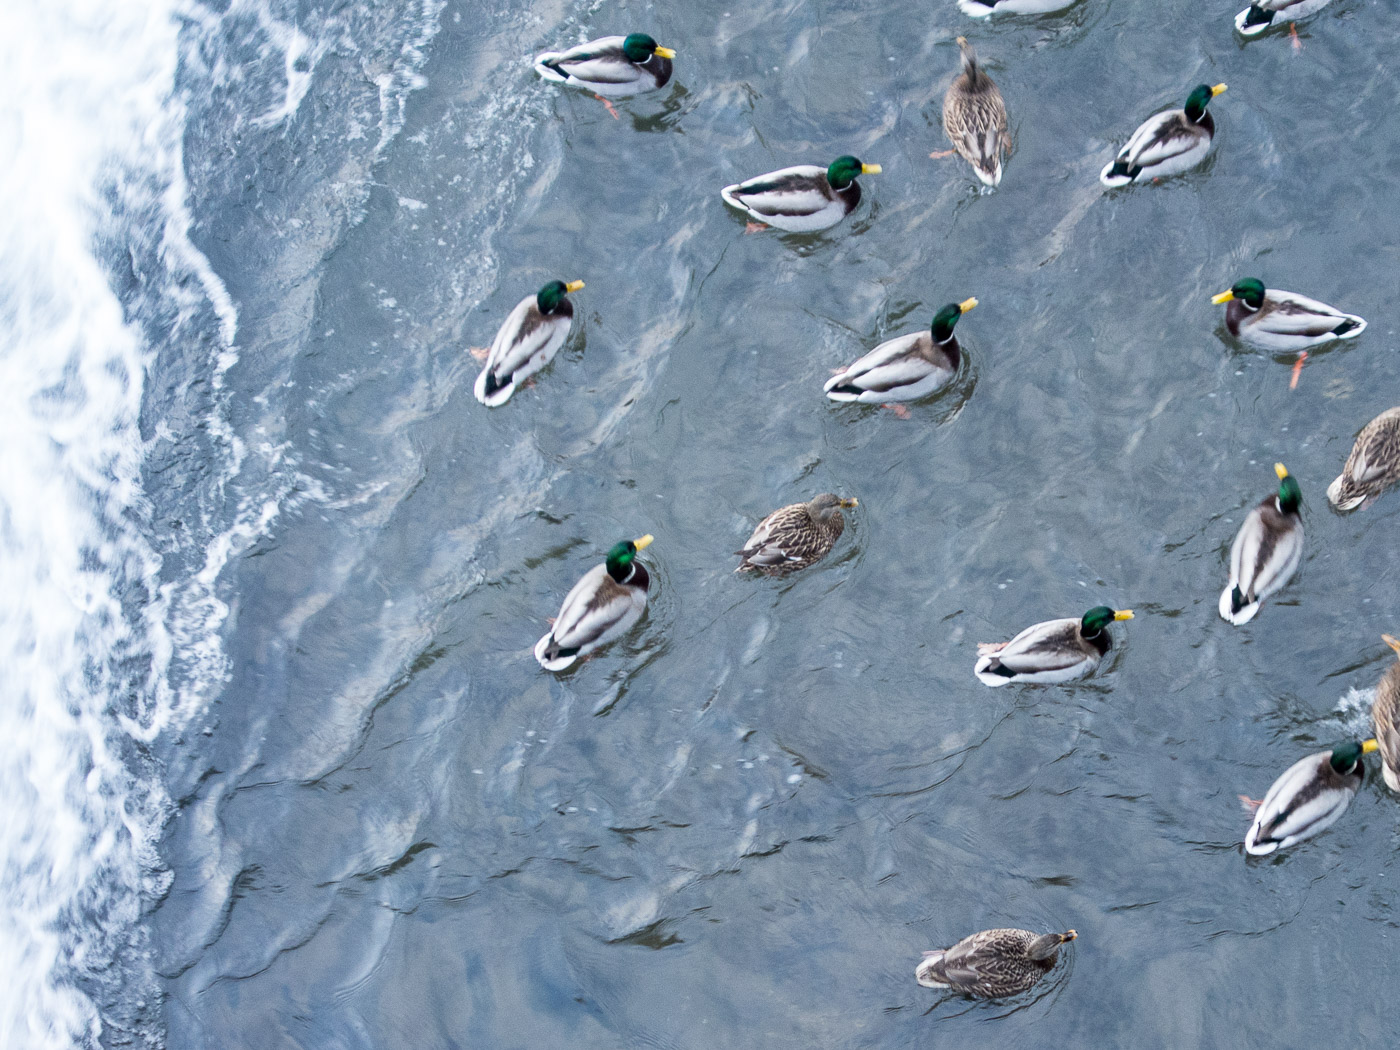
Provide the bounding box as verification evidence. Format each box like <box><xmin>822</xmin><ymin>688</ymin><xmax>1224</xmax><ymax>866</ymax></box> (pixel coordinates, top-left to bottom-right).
<box><xmin>594</xmin><ymin>93</ymin><xmax>620</xmax><ymax>120</ymax></box>
<box><xmin>1289</xmin><ymin>22</ymin><xmax>1302</xmax><ymax>52</ymax></box>
<box><xmin>468</xmin><ymin>346</ymin><xmax>490</xmax><ymax>361</ymax></box>
<box><xmin>744</xmin><ymin>221</ymin><xmax>770</xmax><ymax>234</ymax></box>
<box><xmin>881</xmin><ymin>403</ymin><xmax>911</xmax><ymax>420</ymax></box>
<box><xmin>1289</xmin><ymin>351</ymin><xmax>1308</xmax><ymax>390</ymax></box>
<box><xmin>929</xmin><ymin>149</ymin><xmax>955</xmax><ymax>159</ymax></box>
<box><xmin>1238</xmin><ymin>795</ymin><xmax>1263</xmax><ymax>814</ymax></box>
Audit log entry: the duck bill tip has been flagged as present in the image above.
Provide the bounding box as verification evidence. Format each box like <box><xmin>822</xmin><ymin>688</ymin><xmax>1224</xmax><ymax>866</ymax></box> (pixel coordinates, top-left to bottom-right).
<box><xmin>1211</xmin><ymin>290</ymin><xmax>1234</xmax><ymax>304</ymax></box>
<box><xmin>958</xmin><ymin>297</ymin><xmax>979</xmax><ymax>312</ymax></box>
<box><xmin>1274</xmin><ymin>462</ymin><xmax>1289</xmax><ymax>479</ymax></box>
<box><xmin>633</xmin><ymin>534</ymin><xmax>654</xmax><ymax>550</ymax></box>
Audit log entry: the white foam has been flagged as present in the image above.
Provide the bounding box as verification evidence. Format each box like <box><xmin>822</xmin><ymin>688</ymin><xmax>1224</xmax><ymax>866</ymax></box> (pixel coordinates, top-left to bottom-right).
<box><xmin>0</xmin><ymin>0</ymin><xmax>234</xmax><ymax>1045</ymax></box>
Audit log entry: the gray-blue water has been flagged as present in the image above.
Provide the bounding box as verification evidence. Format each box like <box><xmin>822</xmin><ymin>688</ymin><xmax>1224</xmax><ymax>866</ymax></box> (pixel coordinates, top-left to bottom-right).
<box><xmin>3</xmin><ymin>1</ymin><xmax>1398</xmax><ymax>1047</ymax></box>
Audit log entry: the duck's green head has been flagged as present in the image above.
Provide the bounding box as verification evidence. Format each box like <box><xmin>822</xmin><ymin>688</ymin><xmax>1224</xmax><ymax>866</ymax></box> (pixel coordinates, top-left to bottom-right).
<box><xmin>1212</xmin><ymin>277</ymin><xmax>1265</xmax><ymax>310</ymax></box>
<box><xmin>605</xmin><ymin>534</ymin><xmax>654</xmax><ymax>580</ymax></box>
<box><xmin>1184</xmin><ymin>82</ymin><xmax>1227</xmax><ymax>123</ymax></box>
<box><xmin>1329</xmin><ymin>738</ymin><xmax>1379</xmax><ymax>775</ymax></box>
<box><xmin>827</xmin><ymin>155</ymin><xmax>881</xmax><ymax>190</ymax></box>
<box><xmin>1274</xmin><ymin>462</ymin><xmax>1302</xmax><ymax>514</ymax></box>
<box><xmin>537</xmin><ymin>279</ymin><xmax>584</xmax><ymax>313</ymax></box>
<box><xmin>1081</xmin><ymin>606</ymin><xmax>1133</xmax><ymax>636</ymax></box>
<box><xmin>623</xmin><ymin>34</ymin><xmax>676</xmax><ymax>62</ymax></box>
<box><xmin>931</xmin><ymin>297</ymin><xmax>978</xmax><ymax>342</ymax></box>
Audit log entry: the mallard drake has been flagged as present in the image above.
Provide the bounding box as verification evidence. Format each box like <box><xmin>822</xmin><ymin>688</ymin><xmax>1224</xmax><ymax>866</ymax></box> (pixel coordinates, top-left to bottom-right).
<box><xmin>1244</xmin><ymin>739</ymin><xmax>1378</xmax><ymax>855</ymax></box>
<box><xmin>474</xmin><ymin>280</ymin><xmax>584</xmax><ymax>407</ymax></box>
<box><xmin>916</xmin><ymin>929</ymin><xmax>1076</xmax><ymax>998</ymax></box>
<box><xmin>974</xmin><ymin>606</ymin><xmax>1133</xmax><ymax>687</ymax></box>
<box><xmin>1326</xmin><ymin>407</ymin><xmax>1400</xmax><ymax>511</ymax></box>
<box><xmin>1219</xmin><ymin>463</ymin><xmax>1303</xmax><ymax>625</ymax></box>
<box><xmin>735</xmin><ymin>494</ymin><xmax>857</xmax><ymax>576</ymax></box>
<box><xmin>533</xmin><ymin>34</ymin><xmax>676</xmax><ymax>97</ymax></box>
<box><xmin>1211</xmin><ymin>279</ymin><xmax>1365</xmax><ymax>353</ymax></box>
<box><xmin>942</xmin><ymin>38</ymin><xmax>1010</xmax><ymax>187</ymax></box>
<box><xmin>720</xmin><ymin>156</ymin><xmax>881</xmax><ymax>233</ymax></box>
<box><xmin>1372</xmin><ymin>635</ymin><xmax>1400</xmax><ymax>792</ymax></box>
<box><xmin>958</xmin><ymin>0</ymin><xmax>1078</xmax><ymax>15</ymax></box>
<box><xmin>1235</xmin><ymin>0</ymin><xmax>1335</xmax><ymax>37</ymax></box>
<box><xmin>824</xmin><ymin>299</ymin><xmax>977</xmax><ymax>405</ymax></box>
<box><xmin>1100</xmin><ymin>84</ymin><xmax>1226</xmax><ymax>187</ymax></box>
<box><xmin>534</xmin><ymin>535</ymin><xmax>653</xmax><ymax>671</ymax></box>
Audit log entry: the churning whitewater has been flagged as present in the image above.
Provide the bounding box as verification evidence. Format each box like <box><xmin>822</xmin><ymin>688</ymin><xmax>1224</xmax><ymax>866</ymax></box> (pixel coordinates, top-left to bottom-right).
<box><xmin>0</xmin><ymin>0</ymin><xmax>238</xmax><ymax>1046</ymax></box>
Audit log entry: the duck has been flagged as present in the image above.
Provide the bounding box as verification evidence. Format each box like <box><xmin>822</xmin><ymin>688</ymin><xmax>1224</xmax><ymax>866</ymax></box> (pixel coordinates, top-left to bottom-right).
<box><xmin>474</xmin><ymin>280</ymin><xmax>584</xmax><ymax>407</ymax></box>
<box><xmin>1211</xmin><ymin>278</ymin><xmax>1365</xmax><ymax>353</ymax></box>
<box><xmin>824</xmin><ymin>299</ymin><xmax>977</xmax><ymax>405</ymax></box>
<box><xmin>942</xmin><ymin>38</ymin><xmax>1010</xmax><ymax>187</ymax></box>
<box><xmin>916</xmin><ymin>929</ymin><xmax>1076</xmax><ymax>998</ymax></box>
<box><xmin>735</xmin><ymin>494</ymin><xmax>857</xmax><ymax>576</ymax></box>
<box><xmin>534</xmin><ymin>535</ymin><xmax>654</xmax><ymax>671</ymax></box>
<box><xmin>1244</xmin><ymin>739</ymin><xmax>1378</xmax><ymax>855</ymax></box>
<box><xmin>1100</xmin><ymin>83</ymin><xmax>1227</xmax><ymax>187</ymax></box>
<box><xmin>721</xmin><ymin>156</ymin><xmax>881</xmax><ymax>233</ymax></box>
<box><xmin>1219</xmin><ymin>463</ymin><xmax>1303</xmax><ymax>625</ymax></box>
<box><xmin>1235</xmin><ymin>0</ymin><xmax>1336</xmax><ymax>37</ymax></box>
<box><xmin>958</xmin><ymin>0</ymin><xmax>1078</xmax><ymax>15</ymax></box>
<box><xmin>1372</xmin><ymin>635</ymin><xmax>1400</xmax><ymax>792</ymax></box>
<box><xmin>974</xmin><ymin>606</ymin><xmax>1133</xmax><ymax>687</ymax></box>
<box><xmin>533</xmin><ymin>34</ymin><xmax>676</xmax><ymax>97</ymax></box>
<box><xmin>1326</xmin><ymin>407</ymin><xmax>1400</xmax><ymax>511</ymax></box>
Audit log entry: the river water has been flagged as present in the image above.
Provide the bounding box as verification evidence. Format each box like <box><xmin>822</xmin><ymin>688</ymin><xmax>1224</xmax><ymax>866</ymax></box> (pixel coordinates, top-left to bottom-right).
<box><xmin>3</xmin><ymin>0</ymin><xmax>1398</xmax><ymax>1047</ymax></box>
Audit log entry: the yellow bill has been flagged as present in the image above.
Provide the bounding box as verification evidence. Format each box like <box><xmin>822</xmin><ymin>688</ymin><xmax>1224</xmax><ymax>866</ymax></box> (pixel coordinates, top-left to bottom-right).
<box><xmin>655</xmin><ymin>46</ymin><xmax>677</xmax><ymax>59</ymax></box>
<box><xmin>1114</xmin><ymin>610</ymin><xmax>1134</xmax><ymax>621</ymax></box>
<box><xmin>1362</xmin><ymin>738</ymin><xmax>1380</xmax><ymax>754</ymax></box>
<box><xmin>1274</xmin><ymin>462</ymin><xmax>1290</xmax><ymax>479</ymax></box>
<box><xmin>1211</xmin><ymin>83</ymin><xmax>1228</xmax><ymax>96</ymax></box>
<box><xmin>565</xmin><ymin>280</ymin><xmax>585</xmax><ymax>293</ymax></box>
<box><xmin>861</xmin><ymin>163</ymin><xmax>882</xmax><ymax>175</ymax></box>
<box><xmin>839</xmin><ymin>497</ymin><xmax>859</xmax><ymax>508</ymax></box>
<box><xmin>1211</xmin><ymin>290</ymin><xmax>1235</xmax><ymax>304</ymax></box>
<box><xmin>959</xmin><ymin>297</ymin><xmax>979</xmax><ymax>313</ymax></box>
<box><xmin>633</xmin><ymin>534</ymin><xmax>654</xmax><ymax>550</ymax></box>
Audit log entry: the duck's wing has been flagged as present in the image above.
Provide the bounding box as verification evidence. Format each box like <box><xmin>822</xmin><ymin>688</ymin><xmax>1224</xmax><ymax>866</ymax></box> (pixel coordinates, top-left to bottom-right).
<box><xmin>482</xmin><ymin>297</ymin><xmax>555</xmax><ymax>378</ymax></box>
<box><xmin>944</xmin><ymin>78</ymin><xmax>1010</xmax><ymax>182</ymax></box>
<box><xmin>536</xmin><ymin>37</ymin><xmax>639</xmax><ymax>86</ymax></box>
<box><xmin>550</xmin><ymin>567</ymin><xmax>638</xmax><ymax>651</ymax></box>
<box><xmin>736</xmin><ymin>504</ymin><xmax>814</xmax><ymax>569</ymax></box>
<box><xmin>990</xmin><ymin>618</ymin><xmax>1087</xmax><ymax>674</ymax></box>
<box><xmin>1118</xmin><ymin>109</ymin><xmax>1202</xmax><ymax>168</ymax></box>
<box><xmin>1256</xmin><ymin>291</ymin><xmax>1363</xmax><ymax>338</ymax></box>
<box><xmin>722</xmin><ymin>166</ymin><xmax>832</xmax><ymax>217</ymax></box>
<box><xmin>824</xmin><ymin>333</ymin><xmax>944</xmax><ymax>396</ymax></box>
<box><xmin>1231</xmin><ymin>500</ymin><xmax>1302</xmax><ymax>604</ymax></box>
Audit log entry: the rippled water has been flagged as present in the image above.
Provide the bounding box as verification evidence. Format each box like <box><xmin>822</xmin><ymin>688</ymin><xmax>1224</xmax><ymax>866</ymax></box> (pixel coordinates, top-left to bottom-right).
<box><xmin>6</xmin><ymin>0</ymin><xmax>1400</xmax><ymax>1046</ymax></box>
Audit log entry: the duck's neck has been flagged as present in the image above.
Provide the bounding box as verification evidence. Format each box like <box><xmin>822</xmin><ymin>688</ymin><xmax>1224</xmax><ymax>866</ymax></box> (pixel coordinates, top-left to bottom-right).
<box><xmin>1026</xmin><ymin>934</ymin><xmax>1064</xmax><ymax>962</ymax></box>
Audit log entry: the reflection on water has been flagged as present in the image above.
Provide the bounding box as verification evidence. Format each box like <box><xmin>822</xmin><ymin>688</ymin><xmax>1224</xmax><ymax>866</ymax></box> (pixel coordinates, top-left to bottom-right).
<box><xmin>144</xmin><ymin>0</ymin><xmax>1400</xmax><ymax>1047</ymax></box>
